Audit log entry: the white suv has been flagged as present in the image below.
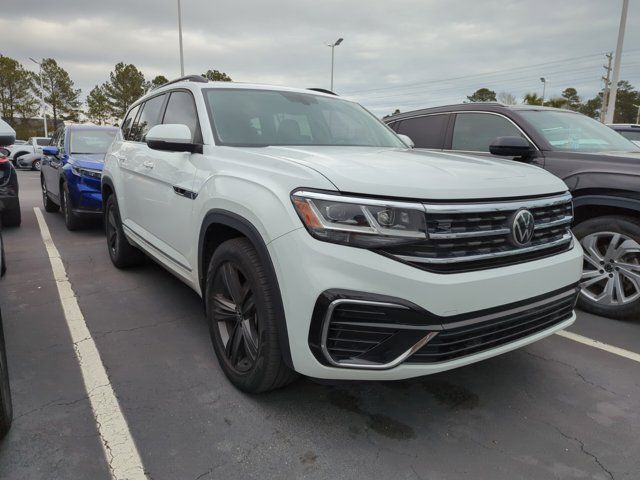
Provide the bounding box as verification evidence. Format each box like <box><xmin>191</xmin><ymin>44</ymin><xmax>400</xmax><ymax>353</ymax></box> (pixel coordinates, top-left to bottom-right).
<box><xmin>102</xmin><ymin>76</ymin><xmax>583</xmax><ymax>392</ymax></box>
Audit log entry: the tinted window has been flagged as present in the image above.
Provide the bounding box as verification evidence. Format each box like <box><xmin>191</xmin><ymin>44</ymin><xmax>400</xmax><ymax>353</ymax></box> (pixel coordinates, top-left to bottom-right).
<box><xmin>36</xmin><ymin>138</ymin><xmax>50</xmax><ymax>146</ymax></box>
<box><xmin>121</xmin><ymin>104</ymin><xmax>140</xmax><ymax>141</ymax></box>
<box><xmin>395</xmin><ymin>114</ymin><xmax>448</xmax><ymax>149</ymax></box>
<box><xmin>162</xmin><ymin>91</ymin><xmax>199</xmax><ymax>141</ymax></box>
<box><xmin>452</xmin><ymin>113</ymin><xmax>524</xmax><ymax>152</ymax></box>
<box><xmin>131</xmin><ymin>94</ymin><xmax>165</xmax><ymax>142</ymax></box>
<box><xmin>619</xmin><ymin>130</ymin><xmax>640</xmax><ymax>142</ymax></box>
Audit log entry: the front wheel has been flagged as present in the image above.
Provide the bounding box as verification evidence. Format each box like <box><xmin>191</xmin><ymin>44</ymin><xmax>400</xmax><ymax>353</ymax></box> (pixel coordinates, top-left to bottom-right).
<box><xmin>60</xmin><ymin>182</ymin><xmax>82</xmax><ymax>231</ymax></box>
<box><xmin>205</xmin><ymin>238</ymin><xmax>297</xmax><ymax>393</ymax></box>
<box><xmin>575</xmin><ymin>215</ymin><xmax>640</xmax><ymax>320</ymax></box>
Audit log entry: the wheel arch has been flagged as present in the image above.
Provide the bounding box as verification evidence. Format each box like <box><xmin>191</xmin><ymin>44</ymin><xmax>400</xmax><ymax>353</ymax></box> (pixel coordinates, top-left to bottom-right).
<box><xmin>198</xmin><ymin>209</ymin><xmax>293</xmax><ymax>368</ymax></box>
<box><xmin>101</xmin><ymin>176</ymin><xmax>116</xmax><ymax>213</ymax></box>
<box><xmin>573</xmin><ymin>194</ymin><xmax>640</xmax><ymax>225</ymax></box>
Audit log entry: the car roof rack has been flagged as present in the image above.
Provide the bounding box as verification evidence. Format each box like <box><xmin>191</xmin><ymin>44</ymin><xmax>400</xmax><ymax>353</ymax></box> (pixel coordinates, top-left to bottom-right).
<box><xmin>307</xmin><ymin>88</ymin><xmax>338</xmax><ymax>96</ymax></box>
<box><xmin>160</xmin><ymin>75</ymin><xmax>209</xmax><ymax>88</ymax></box>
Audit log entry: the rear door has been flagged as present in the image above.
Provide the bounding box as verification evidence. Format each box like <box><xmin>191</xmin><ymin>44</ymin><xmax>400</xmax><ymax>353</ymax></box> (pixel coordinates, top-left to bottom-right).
<box><xmin>392</xmin><ymin>113</ymin><xmax>450</xmax><ymax>150</ymax></box>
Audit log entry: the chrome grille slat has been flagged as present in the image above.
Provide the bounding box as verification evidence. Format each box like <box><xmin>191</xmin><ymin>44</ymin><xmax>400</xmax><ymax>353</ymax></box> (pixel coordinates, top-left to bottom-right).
<box><xmin>381</xmin><ymin>193</ymin><xmax>573</xmax><ymax>272</ymax></box>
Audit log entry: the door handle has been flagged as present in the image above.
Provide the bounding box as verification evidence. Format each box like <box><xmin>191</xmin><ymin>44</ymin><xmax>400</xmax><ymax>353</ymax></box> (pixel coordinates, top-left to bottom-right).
<box><xmin>143</xmin><ymin>160</ymin><xmax>154</xmax><ymax>169</ymax></box>
<box><xmin>113</xmin><ymin>154</ymin><xmax>127</xmax><ymax>164</ymax></box>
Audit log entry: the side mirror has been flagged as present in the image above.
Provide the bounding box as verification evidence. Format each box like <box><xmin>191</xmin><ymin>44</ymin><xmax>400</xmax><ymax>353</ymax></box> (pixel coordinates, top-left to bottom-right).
<box><xmin>397</xmin><ymin>134</ymin><xmax>415</xmax><ymax>148</ymax></box>
<box><xmin>43</xmin><ymin>146</ymin><xmax>60</xmax><ymax>156</ymax></box>
<box><xmin>489</xmin><ymin>136</ymin><xmax>533</xmax><ymax>157</ymax></box>
<box><xmin>146</xmin><ymin>124</ymin><xmax>201</xmax><ymax>153</ymax></box>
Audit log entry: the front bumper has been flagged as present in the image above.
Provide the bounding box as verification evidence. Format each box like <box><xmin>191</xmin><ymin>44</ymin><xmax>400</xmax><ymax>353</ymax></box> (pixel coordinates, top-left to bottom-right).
<box><xmin>268</xmin><ymin>228</ymin><xmax>583</xmax><ymax>380</ymax></box>
<box><xmin>70</xmin><ymin>177</ymin><xmax>102</xmax><ymax>213</ymax></box>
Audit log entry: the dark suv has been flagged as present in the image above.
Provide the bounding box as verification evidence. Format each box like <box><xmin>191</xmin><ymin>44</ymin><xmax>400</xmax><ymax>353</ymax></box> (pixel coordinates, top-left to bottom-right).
<box><xmin>385</xmin><ymin>104</ymin><xmax>640</xmax><ymax>320</ymax></box>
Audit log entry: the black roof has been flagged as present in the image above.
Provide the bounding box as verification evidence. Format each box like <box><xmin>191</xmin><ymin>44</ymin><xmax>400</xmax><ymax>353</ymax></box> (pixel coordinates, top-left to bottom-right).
<box><xmin>384</xmin><ymin>103</ymin><xmax>579</xmax><ymax>122</ymax></box>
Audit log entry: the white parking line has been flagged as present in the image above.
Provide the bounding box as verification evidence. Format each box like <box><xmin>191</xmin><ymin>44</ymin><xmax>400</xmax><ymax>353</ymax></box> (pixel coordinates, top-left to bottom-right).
<box><xmin>34</xmin><ymin>207</ymin><xmax>146</xmax><ymax>480</ymax></box>
<box><xmin>557</xmin><ymin>330</ymin><xmax>640</xmax><ymax>364</ymax></box>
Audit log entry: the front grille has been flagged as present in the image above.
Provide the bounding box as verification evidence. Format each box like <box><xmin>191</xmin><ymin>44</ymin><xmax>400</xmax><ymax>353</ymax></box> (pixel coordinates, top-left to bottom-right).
<box><xmin>408</xmin><ymin>290</ymin><xmax>576</xmax><ymax>363</ymax></box>
<box><xmin>380</xmin><ymin>193</ymin><xmax>573</xmax><ymax>273</ymax></box>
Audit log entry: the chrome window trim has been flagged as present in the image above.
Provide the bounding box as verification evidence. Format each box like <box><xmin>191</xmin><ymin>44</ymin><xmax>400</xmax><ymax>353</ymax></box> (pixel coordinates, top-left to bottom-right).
<box><xmin>320</xmin><ymin>299</ymin><xmax>439</xmax><ymax>370</ymax></box>
<box><xmin>396</xmin><ymin>232</ymin><xmax>573</xmax><ymax>264</ymax></box>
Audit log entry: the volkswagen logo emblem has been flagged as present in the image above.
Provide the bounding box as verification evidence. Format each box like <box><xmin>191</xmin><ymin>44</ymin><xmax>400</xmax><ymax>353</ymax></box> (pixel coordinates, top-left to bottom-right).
<box><xmin>510</xmin><ymin>209</ymin><xmax>535</xmax><ymax>247</ymax></box>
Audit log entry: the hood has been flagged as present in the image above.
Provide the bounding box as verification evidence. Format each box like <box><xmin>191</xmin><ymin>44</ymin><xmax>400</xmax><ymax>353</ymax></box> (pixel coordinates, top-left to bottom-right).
<box><xmin>243</xmin><ymin>146</ymin><xmax>567</xmax><ymax>200</ymax></box>
<box><xmin>69</xmin><ymin>153</ymin><xmax>105</xmax><ymax>171</ymax></box>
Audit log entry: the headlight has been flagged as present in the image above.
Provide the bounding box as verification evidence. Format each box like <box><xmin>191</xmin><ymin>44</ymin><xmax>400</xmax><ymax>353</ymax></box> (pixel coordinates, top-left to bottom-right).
<box><xmin>291</xmin><ymin>190</ymin><xmax>427</xmax><ymax>247</ymax></box>
<box><xmin>71</xmin><ymin>165</ymin><xmax>102</xmax><ymax>179</ymax></box>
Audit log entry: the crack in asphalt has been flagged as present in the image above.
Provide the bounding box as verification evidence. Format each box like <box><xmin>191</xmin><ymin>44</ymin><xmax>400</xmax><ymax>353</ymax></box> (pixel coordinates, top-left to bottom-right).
<box><xmin>523</xmin><ymin>349</ymin><xmax>618</xmax><ymax>396</ymax></box>
<box><xmin>553</xmin><ymin>426</ymin><xmax>615</xmax><ymax>480</ymax></box>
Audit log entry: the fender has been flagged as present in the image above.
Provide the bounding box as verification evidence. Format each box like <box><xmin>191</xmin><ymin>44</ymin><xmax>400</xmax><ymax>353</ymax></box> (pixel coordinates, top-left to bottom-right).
<box><xmin>573</xmin><ymin>194</ymin><xmax>640</xmax><ymax>213</ymax></box>
<box><xmin>198</xmin><ymin>209</ymin><xmax>293</xmax><ymax>368</ymax></box>
<box><xmin>101</xmin><ymin>176</ymin><xmax>116</xmax><ymax>213</ymax></box>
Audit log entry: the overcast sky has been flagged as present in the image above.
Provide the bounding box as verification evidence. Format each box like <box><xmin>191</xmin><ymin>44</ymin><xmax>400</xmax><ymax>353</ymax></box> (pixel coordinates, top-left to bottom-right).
<box><xmin>1</xmin><ymin>0</ymin><xmax>639</xmax><ymax>116</ymax></box>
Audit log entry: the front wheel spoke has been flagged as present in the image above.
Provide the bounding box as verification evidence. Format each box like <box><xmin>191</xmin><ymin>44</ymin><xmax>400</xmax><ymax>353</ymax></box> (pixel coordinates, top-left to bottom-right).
<box><xmin>619</xmin><ymin>267</ymin><xmax>640</xmax><ymax>290</ymax></box>
<box><xmin>221</xmin><ymin>263</ymin><xmax>244</xmax><ymax>304</ymax></box>
<box><xmin>583</xmin><ymin>254</ymin><xmax>601</xmax><ymax>270</ymax></box>
<box><xmin>581</xmin><ymin>235</ymin><xmax>604</xmax><ymax>262</ymax></box>
<box><xmin>213</xmin><ymin>294</ymin><xmax>236</xmax><ymax>315</ymax></box>
<box><xmin>595</xmin><ymin>277</ymin><xmax>615</xmax><ymax>304</ymax></box>
<box><xmin>581</xmin><ymin>272</ymin><xmax>607</xmax><ymax>289</ymax></box>
<box><xmin>613</xmin><ymin>273</ymin><xmax>626</xmax><ymax>303</ymax></box>
<box><xmin>241</xmin><ymin>294</ymin><xmax>255</xmax><ymax>317</ymax></box>
<box><xmin>241</xmin><ymin>320</ymin><xmax>258</xmax><ymax>361</ymax></box>
<box><xmin>612</xmin><ymin>239</ymin><xmax>640</xmax><ymax>260</ymax></box>
<box><xmin>226</xmin><ymin>322</ymin><xmax>244</xmax><ymax>363</ymax></box>
<box><xmin>603</xmin><ymin>233</ymin><xmax>622</xmax><ymax>260</ymax></box>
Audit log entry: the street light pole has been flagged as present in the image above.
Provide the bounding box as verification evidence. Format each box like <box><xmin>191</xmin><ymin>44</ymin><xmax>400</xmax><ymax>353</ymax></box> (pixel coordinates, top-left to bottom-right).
<box><xmin>605</xmin><ymin>0</ymin><xmax>629</xmax><ymax>124</ymax></box>
<box><xmin>327</xmin><ymin>37</ymin><xmax>343</xmax><ymax>91</ymax></box>
<box><xmin>635</xmin><ymin>104</ymin><xmax>640</xmax><ymax>124</ymax></box>
<box><xmin>29</xmin><ymin>57</ymin><xmax>47</xmax><ymax>137</ymax></box>
<box><xmin>540</xmin><ymin>77</ymin><xmax>546</xmax><ymax>106</ymax></box>
<box><xmin>177</xmin><ymin>0</ymin><xmax>185</xmax><ymax>76</ymax></box>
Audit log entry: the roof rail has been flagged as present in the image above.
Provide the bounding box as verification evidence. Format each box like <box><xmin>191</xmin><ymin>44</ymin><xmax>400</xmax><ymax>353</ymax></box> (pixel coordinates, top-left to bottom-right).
<box><xmin>159</xmin><ymin>75</ymin><xmax>209</xmax><ymax>89</ymax></box>
<box><xmin>307</xmin><ymin>88</ymin><xmax>338</xmax><ymax>96</ymax></box>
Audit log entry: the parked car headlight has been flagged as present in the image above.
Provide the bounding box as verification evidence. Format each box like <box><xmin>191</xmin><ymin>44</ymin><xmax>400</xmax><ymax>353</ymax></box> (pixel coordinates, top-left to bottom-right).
<box><xmin>291</xmin><ymin>190</ymin><xmax>427</xmax><ymax>247</ymax></box>
<box><xmin>71</xmin><ymin>165</ymin><xmax>102</xmax><ymax>179</ymax></box>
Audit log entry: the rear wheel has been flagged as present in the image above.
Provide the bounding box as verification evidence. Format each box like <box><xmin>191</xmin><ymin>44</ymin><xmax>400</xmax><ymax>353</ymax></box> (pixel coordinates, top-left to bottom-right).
<box><xmin>60</xmin><ymin>182</ymin><xmax>82</xmax><ymax>231</ymax></box>
<box><xmin>105</xmin><ymin>195</ymin><xmax>145</xmax><ymax>268</ymax></box>
<box><xmin>41</xmin><ymin>176</ymin><xmax>59</xmax><ymax>213</ymax></box>
<box><xmin>0</xmin><ymin>313</ymin><xmax>13</xmax><ymax>439</ymax></box>
<box><xmin>31</xmin><ymin>159</ymin><xmax>41</xmax><ymax>171</ymax></box>
<box><xmin>575</xmin><ymin>215</ymin><xmax>640</xmax><ymax>320</ymax></box>
<box><xmin>206</xmin><ymin>238</ymin><xmax>296</xmax><ymax>393</ymax></box>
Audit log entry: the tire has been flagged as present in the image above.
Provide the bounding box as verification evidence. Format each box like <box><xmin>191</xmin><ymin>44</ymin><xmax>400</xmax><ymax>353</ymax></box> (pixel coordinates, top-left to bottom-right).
<box><xmin>0</xmin><ymin>313</ymin><xmax>13</xmax><ymax>439</ymax></box>
<box><xmin>41</xmin><ymin>176</ymin><xmax>59</xmax><ymax>213</ymax></box>
<box><xmin>574</xmin><ymin>215</ymin><xmax>640</xmax><ymax>320</ymax></box>
<box><xmin>31</xmin><ymin>159</ymin><xmax>41</xmax><ymax>171</ymax></box>
<box><xmin>60</xmin><ymin>182</ymin><xmax>82</xmax><ymax>231</ymax></box>
<box><xmin>2</xmin><ymin>201</ymin><xmax>21</xmax><ymax>228</ymax></box>
<box><xmin>104</xmin><ymin>194</ymin><xmax>145</xmax><ymax>268</ymax></box>
<box><xmin>205</xmin><ymin>238</ymin><xmax>297</xmax><ymax>393</ymax></box>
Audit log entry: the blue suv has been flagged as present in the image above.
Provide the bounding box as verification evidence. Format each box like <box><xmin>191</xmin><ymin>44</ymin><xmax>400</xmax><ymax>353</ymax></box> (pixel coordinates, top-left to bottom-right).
<box><xmin>41</xmin><ymin>125</ymin><xmax>117</xmax><ymax>230</ymax></box>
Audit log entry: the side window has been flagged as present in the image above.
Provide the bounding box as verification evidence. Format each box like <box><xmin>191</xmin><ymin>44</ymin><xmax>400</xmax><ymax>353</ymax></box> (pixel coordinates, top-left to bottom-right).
<box><xmin>121</xmin><ymin>104</ymin><xmax>140</xmax><ymax>141</ymax></box>
<box><xmin>395</xmin><ymin>114</ymin><xmax>449</xmax><ymax>149</ymax></box>
<box><xmin>452</xmin><ymin>113</ymin><xmax>524</xmax><ymax>152</ymax></box>
<box><xmin>162</xmin><ymin>91</ymin><xmax>199</xmax><ymax>142</ymax></box>
<box><xmin>131</xmin><ymin>94</ymin><xmax>166</xmax><ymax>142</ymax></box>
<box><xmin>57</xmin><ymin>128</ymin><xmax>66</xmax><ymax>154</ymax></box>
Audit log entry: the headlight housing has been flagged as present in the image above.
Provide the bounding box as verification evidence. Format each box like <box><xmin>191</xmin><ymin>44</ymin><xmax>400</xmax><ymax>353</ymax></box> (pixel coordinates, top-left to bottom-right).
<box><xmin>71</xmin><ymin>165</ymin><xmax>102</xmax><ymax>179</ymax></box>
<box><xmin>291</xmin><ymin>190</ymin><xmax>427</xmax><ymax>247</ymax></box>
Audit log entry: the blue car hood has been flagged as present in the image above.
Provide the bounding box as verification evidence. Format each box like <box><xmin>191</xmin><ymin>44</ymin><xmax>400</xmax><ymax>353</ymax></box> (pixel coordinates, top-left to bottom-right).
<box><xmin>69</xmin><ymin>153</ymin><xmax>105</xmax><ymax>170</ymax></box>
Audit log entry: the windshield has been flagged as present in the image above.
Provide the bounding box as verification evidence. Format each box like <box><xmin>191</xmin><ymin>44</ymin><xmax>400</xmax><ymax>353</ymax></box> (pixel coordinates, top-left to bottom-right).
<box><xmin>70</xmin><ymin>129</ymin><xmax>117</xmax><ymax>154</ymax></box>
<box><xmin>203</xmin><ymin>89</ymin><xmax>405</xmax><ymax>148</ymax></box>
<box><xmin>520</xmin><ymin>110</ymin><xmax>640</xmax><ymax>153</ymax></box>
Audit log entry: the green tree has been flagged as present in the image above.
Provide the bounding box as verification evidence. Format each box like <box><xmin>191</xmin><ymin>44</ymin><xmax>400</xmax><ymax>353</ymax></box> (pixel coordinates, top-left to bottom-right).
<box><xmin>86</xmin><ymin>85</ymin><xmax>111</xmax><ymax>124</ymax></box>
<box><xmin>561</xmin><ymin>88</ymin><xmax>581</xmax><ymax>110</ymax></box>
<box><xmin>611</xmin><ymin>80</ymin><xmax>640</xmax><ymax>123</ymax></box>
<box><xmin>545</xmin><ymin>98</ymin><xmax>567</xmax><ymax>108</ymax></box>
<box><xmin>523</xmin><ymin>93</ymin><xmax>543</xmax><ymax>105</ymax></box>
<box><xmin>466</xmin><ymin>88</ymin><xmax>497</xmax><ymax>102</ymax></box>
<box><xmin>0</xmin><ymin>55</ymin><xmax>38</xmax><ymax>121</ymax></box>
<box><xmin>497</xmin><ymin>91</ymin><xmax>517</xmax><ymax>105</ymax></box>
<box><xmin>149</xmin><ymin>75</ymin><xmax>168</xmax><ymax>90</ymax></box>
<box><xmin>202</xmin><ymin>69</ymin><xmax>232</xmax><ymax>82</ymax></box>
<box><xmin>35</xmin><ymin>58</ymin><xmax>82</xmax><ymax>124</ymax></box>
<box><xmin>103</xmin><ymin>62</ymin><xmax>147</xmax><ymax>119</ymax></box>
<box><xmin>578</xmin><ymin>96</ymin><xmax>602</xmax><ymax>119</ymax></box>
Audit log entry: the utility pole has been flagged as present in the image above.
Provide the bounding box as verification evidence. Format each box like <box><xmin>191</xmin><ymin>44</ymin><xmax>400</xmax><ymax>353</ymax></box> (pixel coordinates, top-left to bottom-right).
<box><xmin>600</xmin><ymin>52</ymin><xmax>613</xmax><ymax>123</ymax></box>
<box><xmin>29</xmin><ymin>57</ymin><xmax>47</xmax><ymax>137</ymax></box>
<box><xmin>540</xmin><ymin>77</ymin><xmax>547</xmax><ymax>106</ymax></box>
<box><xmin>605</xmin><ymin>0</ymin><xmax>629</xmax><ymax>124</ymax></box>
<box><xmin>177</xmin><ymin>0</ymin><xmax>184</xmax><ymax>76</ymax></box>
<box><xmin>636</xmin><ymin>104</ymin><xmax>640</xmax><ymax>124</ymax></box>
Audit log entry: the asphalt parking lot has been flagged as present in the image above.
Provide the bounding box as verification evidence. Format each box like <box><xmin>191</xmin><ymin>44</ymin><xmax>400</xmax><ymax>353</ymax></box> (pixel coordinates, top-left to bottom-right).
<box><xmin>0</xmin><ymin>170</ymin><xmax>638</xmax><ymax>480</ymax></box>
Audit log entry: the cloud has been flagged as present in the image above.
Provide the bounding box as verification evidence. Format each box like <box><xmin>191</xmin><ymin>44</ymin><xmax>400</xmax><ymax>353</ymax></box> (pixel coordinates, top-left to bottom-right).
<box><xmin>1</xmin><ymin>0</ymin><xmax>638</xmax><ymax>116</ymax></box>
